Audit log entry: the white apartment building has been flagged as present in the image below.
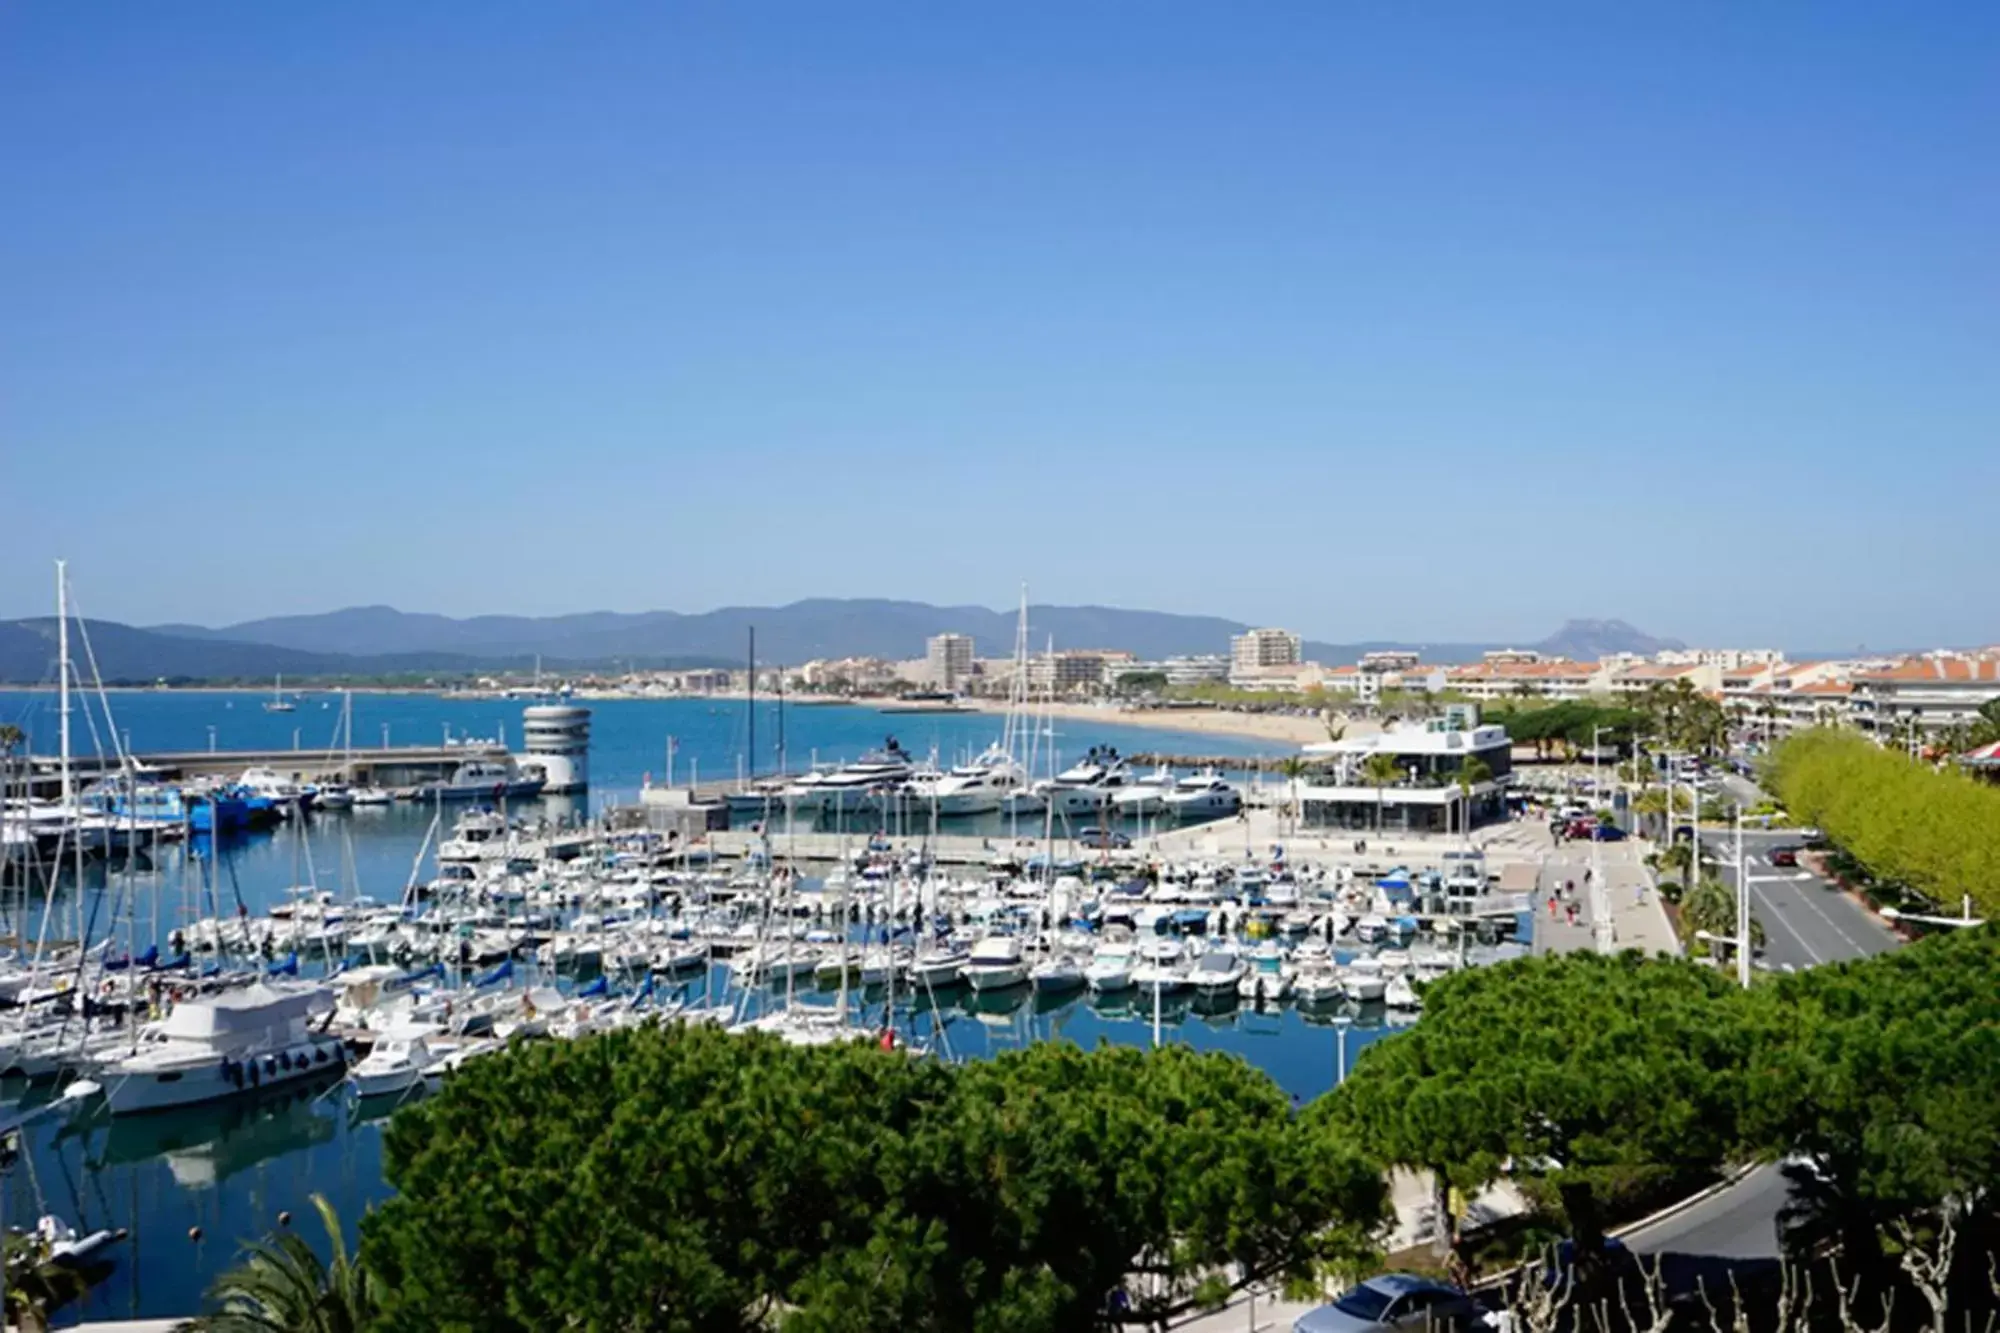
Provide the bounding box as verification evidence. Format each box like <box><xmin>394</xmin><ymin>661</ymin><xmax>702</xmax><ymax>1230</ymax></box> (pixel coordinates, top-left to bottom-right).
<box><xmin>1849</xmin><ymin>656</ymin><xmax>2000</xmax><ymax>736</ymax></box>
<box><xmin>924</xmin><ymin>633</ymin><xmax>975</xmax><ymax>691</ymax></box>
<box><xmin>1231</xmin><ymin>628</ymin><xmax>1302</xmax><ymax>677</ymax></box>
<box><xmin>1028</xmin><ymin>650</ymin><xmax>1128</xmax><ymax>694</ymax></box>
<box><xmin>1446</xmin><ymin>659</ymin><xmax>1611</xmax><ymax>702</ymax></box>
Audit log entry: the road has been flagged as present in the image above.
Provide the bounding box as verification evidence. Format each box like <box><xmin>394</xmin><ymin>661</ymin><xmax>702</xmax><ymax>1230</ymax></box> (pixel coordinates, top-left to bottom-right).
<box><xmin>1625</xmin><ymin>801</ymin><xmax>1902</xmax><ymax>1263</ymax></box>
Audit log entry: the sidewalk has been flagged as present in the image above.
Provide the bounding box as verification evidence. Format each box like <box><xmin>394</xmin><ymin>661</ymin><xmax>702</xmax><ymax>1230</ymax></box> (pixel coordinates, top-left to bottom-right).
<box><xmin>1530</xmin><ymin>838</ymin><xmax>1681</xmax><ymax>957</ymax></box>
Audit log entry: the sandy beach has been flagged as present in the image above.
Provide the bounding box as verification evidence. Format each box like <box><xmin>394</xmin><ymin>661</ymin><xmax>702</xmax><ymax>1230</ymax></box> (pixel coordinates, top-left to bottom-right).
<box><xmin>961</xmin><ymin>697</ymin><xmax>1331</xmax><ymax>748</ymax></box>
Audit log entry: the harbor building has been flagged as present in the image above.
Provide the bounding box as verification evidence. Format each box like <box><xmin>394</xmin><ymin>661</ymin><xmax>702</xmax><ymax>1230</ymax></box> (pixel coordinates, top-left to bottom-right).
<box><xmin>924</xmin><ymin>633</ymin><xmax>976</xmax><ymax>691</ymax></box>
<box><xmin>1231</xmin><ymin>628</ymin><xmax>1302</xmax><ymax>677</ymax></box>
<box><xmin>517</xmin><ymin>705</ymin><xmax>591</xmax><ymax>793</ymax></box>
<box><xmin>1294</xmin><ymin>717</ymin><xmax>1512</xmax><ymax>833</ymax></box>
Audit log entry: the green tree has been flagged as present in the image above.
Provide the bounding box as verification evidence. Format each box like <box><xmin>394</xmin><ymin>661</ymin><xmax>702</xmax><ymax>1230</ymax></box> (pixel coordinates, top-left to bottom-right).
<box><xmin>178</xmin><ymin>1195</ymin><xmax>376</xmax><ymax>1333</ymax></box>
<box><xmin>1676</xmin><ymin>874</ymin><xmax>1765</xmax><ymax>957</ymax></box>
<box><xmin>0</xmin><ymin>723</ymin><xmax>23</xmax><ymax>754</ymax></box>
<box><xmin>1319</xmin><ymin>953</ymin><xmax>1752</xmax><ymax>1263</ymax></box>
<box><xmin>1360</xmin><ymin>752</ymin><xmax>1401</xmax><ymax>835</ymax></box>
<box><xmin>1737</xmin><ymin>928</ymin><xmax>2000</xmax><ymax>1306</ymax></box>
<box><xmin>364</xmin><ymin>1025</ymin><xmax>1385</xmax><ymax>1332</ymax></box>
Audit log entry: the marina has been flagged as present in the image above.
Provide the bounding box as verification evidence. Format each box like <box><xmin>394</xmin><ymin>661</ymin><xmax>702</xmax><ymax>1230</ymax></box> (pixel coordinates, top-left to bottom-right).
<box><xmin>0</xmin><ymin>679</ymin><xmax>1535</xmax><ymax>1323</ymax></box>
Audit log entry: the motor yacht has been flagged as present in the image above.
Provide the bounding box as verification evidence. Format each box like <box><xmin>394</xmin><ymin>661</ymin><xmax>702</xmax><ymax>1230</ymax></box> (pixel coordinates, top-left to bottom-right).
<box><xmin>1037</xmin><ymin>746</ymin><xmax>1135</xmax><ymax>816</ymax></box>
<box><xmin>1385</xmin><ymin>974</ymin><xmax>1422</xmax><ymax>1011</ymax></box>
<box><xmin>1110</xmin><ymin>765</ymin><xmax>1176</xmax><ymax>816</ymax></box>
<box><xmin>1028</xmin><ymin>951</ymin><xmax>1087</xmax><ymax>994</ymax></box>
<box><xmin>414</xmin><ymin>760</ymin><xmax>546</xmax><ymax>802</ymax></box>
<box><xmin>347</xmin><ymin>1026</ymin><xmax>437</xmax><ymax>1098</ymax></box>
<box><xmin>782</xmin><ymin>740</ymin><xmax>915</xmax><ymax>813</ymax></box>
<box><xmin>908</xmin><ymin>943</ymin><xmax>969</xmax><ymax>988</ymax></box>
<box><xmin>926</xmin><ymin>746</ymin><xmax>1028</xmax><ymax>816</ymax></box>
<box><xmin>1237</xmin><ymin>942</ymin><xmax>1295</xmax><ymax>1004</ymax></box>
<box><xmin>1342</xmin><ymin>958</ymin><xmax>1389</xmax><ymax>1004</ymax></box>
<box><xmin>1188</xmin><ymin>948</ymin><xmax>1246</xmax><ymax>996</ymax></box>
<box><xmin>962</xmin><ymin>935</ymin><xmax>1029</xmax><ymax>992</ymax></box>
<box><xmin>1161</xmin><ymin>771</ymin><xmax>1242</xmax><ymax>819</ymax></box>
<box><xmin>1084</xmin><ymin>939</ymin><xmax>1138</xmax><ymax>992</ymax></box>
<box><xmin>94</xmin><ymin>983</ymin><xmax>345</xmax><ymax>1115</ymax></box>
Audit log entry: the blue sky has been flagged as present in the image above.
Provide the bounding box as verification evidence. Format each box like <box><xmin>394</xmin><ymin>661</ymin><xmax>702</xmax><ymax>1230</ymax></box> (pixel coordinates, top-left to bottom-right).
<box><xmin>4</xmin><ymin>3</ymin><xmax>1994</xmax><ymax>650</ymax></box>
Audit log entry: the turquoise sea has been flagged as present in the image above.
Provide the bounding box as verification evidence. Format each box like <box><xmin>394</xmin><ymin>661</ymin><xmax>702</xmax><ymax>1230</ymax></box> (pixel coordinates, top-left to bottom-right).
<box><xmin>0</xmin><ymin>689</ymin><xmax>1402</xmax><ymax>1325</ymax></box>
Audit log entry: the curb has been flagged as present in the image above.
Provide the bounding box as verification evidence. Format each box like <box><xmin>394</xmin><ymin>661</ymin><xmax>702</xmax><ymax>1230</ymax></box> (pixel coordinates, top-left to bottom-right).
<box><xmin>1610</xmin><ymin>1162</ymin><xmax>1761</xmax><ymax>1241</ymax></box>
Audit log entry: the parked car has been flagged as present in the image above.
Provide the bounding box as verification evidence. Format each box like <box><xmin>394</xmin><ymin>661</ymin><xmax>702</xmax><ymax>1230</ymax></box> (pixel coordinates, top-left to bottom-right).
<box><xmin>1590</xmin><ymin>823</ymin><xmax>1627</xmax><ymax>842</ymax></box>
<box><xmin>1293</xmin><ymin>1274</ymin><xmax>1488</xmax><ymax>1333</ymax></box>
<box><xmin>1769</xmin><ymin>847</ymin><xmax>1799</xmax><ymax>867</ymax></box>
<box><xmin>1077</xmin><ymin>827</ymin><xmax>1132</xmax><ymax>850</ymax></box>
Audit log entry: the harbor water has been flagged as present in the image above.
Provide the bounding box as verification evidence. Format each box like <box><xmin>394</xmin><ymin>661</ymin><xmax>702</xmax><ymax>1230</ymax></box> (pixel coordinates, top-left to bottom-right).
<box><xmin>0</xmin><ymin>690</ymin><xmax>1420</xmax><ymax>1324</ymax></box>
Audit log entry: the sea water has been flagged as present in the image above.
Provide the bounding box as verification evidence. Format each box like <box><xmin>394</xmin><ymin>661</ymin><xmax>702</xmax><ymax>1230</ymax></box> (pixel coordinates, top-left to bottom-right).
<box><xmin>0</xmin><ymin>690</ymin><xmax>1396</xmax><ymax>1324</ymax></box>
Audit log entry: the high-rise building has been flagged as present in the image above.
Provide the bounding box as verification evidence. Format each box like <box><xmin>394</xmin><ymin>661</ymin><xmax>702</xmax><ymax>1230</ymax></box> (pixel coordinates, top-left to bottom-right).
<box><xmin>925</xmin><ymin>633</ymin><xmax>975</xmax><ymax>691</ymax></box>
<box><xmin>1231</xmin><ymin>628</ymin><xmax>1302</xmax><ymax>675</ymax></box>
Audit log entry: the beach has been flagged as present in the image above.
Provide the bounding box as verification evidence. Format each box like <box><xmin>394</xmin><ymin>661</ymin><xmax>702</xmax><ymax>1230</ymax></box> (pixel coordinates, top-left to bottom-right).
<box><xmin>961</xmin><ymin>697</ymin><xmax>1332</xmax><ymax>749</ymax></box>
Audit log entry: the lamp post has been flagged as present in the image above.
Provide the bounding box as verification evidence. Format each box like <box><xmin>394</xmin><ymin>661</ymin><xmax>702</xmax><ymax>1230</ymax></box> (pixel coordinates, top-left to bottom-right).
<box><xmin>1333</xmin><ymin>1013</ymin><xmax>1353</xmax><ymax>1086</ymax></box>
<box><xmin>1589</xmin><ymin>725</ymin><xmax>1613</xmax><ymax>953</ymax></box>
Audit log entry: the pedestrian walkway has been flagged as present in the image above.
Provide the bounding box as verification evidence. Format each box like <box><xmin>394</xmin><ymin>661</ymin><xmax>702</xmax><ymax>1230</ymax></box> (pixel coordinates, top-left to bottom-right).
<box><xmin>1531</xmin><ymin>839</ymin><xmax>1680</xmax><ymax>957</ymax></box>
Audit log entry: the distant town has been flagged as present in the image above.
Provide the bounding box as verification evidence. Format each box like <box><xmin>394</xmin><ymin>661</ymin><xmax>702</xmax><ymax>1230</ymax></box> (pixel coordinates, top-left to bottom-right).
<box><xmin>543</xmin><ymin>625</ymin><xmax>2000</xmax><ymax>747</ymax></box>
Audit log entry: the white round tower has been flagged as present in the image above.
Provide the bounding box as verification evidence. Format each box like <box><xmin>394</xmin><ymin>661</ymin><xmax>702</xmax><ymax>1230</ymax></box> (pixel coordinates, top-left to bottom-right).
<box><xmin>519</xmin><ymin>705</ymin><xmax>590</xmax><ymax>793</ymax></box>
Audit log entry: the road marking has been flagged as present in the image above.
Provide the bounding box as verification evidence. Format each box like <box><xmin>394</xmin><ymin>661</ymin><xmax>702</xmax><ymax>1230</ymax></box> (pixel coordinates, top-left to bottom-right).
<box><xmin>1747</xmin><ymin>878</ymin><xmax>1826</xmax><ymax>966</ymax></box>
<box><xmin>1783</xmin><ymin>876</ymin><xmax>1874</xmax><ymax>956</ymax></box>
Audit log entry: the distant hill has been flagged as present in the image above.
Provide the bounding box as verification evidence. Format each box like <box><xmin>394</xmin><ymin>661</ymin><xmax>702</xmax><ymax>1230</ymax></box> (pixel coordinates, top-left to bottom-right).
<box><xmin>1533</xmin><ymin>618</ymin><xmax>1684</xmax><ymax>661</ymax></box>
<box><xmin>0</xmin><ymin>618</ymin><xmax>730</xmax><ymax>684</ymax></box>
<box><xmin>119</xmin><ymin>600</ymin><xmax>1684</xmax><ymax>674</ymax></box>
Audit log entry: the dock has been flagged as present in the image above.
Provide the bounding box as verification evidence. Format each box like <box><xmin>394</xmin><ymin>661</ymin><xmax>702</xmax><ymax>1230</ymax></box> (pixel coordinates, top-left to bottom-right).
<box><xmin>20</xmin><ymin>743</ymin><xmax>512</xmax><ymax>798</ymax></box>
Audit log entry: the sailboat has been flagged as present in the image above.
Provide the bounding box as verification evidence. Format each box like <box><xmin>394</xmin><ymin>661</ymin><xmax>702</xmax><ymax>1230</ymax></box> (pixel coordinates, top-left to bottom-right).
<box><xmin>263</xmin><ymin>674</ymin><xmax>296</xmax><ymax>713</ymax></box>
<box><xmin>316</xmin><ymin>691</ymin><xmax>358</xmax><ymax>809</ymax></box>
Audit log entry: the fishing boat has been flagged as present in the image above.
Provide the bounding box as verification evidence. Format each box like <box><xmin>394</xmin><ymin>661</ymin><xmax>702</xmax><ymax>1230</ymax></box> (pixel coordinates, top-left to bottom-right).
<box><xmin>347</xmin><ymin>1026</ymin><xmax>437</xmax><ymax>1097</ymax></box>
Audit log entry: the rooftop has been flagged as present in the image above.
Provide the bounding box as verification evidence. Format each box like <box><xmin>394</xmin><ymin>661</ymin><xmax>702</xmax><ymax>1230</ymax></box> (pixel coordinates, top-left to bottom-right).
<box><xmin>1855</xmin><ymin>657</ymin><xmax>2000</xmax><ymax>684</ymax></box>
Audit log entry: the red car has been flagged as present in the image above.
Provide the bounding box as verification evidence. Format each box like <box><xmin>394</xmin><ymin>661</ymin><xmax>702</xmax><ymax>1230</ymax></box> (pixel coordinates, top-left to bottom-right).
<box><xmin>1770</xmin><ymin>847</ymin><xmax>1799</xmax><ymax>867</ymax></box>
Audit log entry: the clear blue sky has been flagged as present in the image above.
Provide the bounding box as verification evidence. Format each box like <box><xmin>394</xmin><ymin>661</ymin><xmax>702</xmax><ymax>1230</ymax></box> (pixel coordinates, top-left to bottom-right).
<box><xmin>4</xmin><ymin>2</ymin><xmax>1994</xmax><ymax>651</ymax></box>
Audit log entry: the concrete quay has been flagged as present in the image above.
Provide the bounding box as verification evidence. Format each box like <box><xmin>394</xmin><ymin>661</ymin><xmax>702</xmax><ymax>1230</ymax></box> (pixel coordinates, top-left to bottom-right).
<box><xmin>21</xmin><ymin>743</ymin><xmax>514</xmax><ymax>797</ymax></box>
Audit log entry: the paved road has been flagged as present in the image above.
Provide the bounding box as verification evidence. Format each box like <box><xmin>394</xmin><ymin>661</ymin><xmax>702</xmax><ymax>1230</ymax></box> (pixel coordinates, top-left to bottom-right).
<box><xmin>1626</xmin><ymin>823</ymin><xmax>1902</xmax><ymax>1264</ymax></box>
<box><xmin>1704</xmin><ymin>827</ymin><xmax>1899</xmax><ymax>973</ymax></box>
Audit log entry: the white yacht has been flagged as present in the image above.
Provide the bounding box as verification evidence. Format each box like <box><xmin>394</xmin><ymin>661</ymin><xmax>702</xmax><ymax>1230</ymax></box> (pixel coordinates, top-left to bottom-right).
<box><xmin>1238</xmin><ymin>943</ymin><xmax>1295</xmax><ymax>1004</ymax></box>
<box><xmin>1131</xmin><ymin>939</ymin><xmax>1191</xmax><ymax>995</ymax></box>
<box><xmin>348</xmin><ymin>1026</ymin><xmax>437</xmax><ymax>1097</ymax></box>
<box><xmin>782</xmin><ymin>741</ymin><xmax>915</xmax><ymax>813</ymax></box>
<box><xmin>962</xmin><ymin>935</ymin><xmax>1029</xmax><ymax>992</ymax></box>
<box><xmin>350</xmin><ymin>785</ymin><xmax>394</xmax><ymax>807</ymax></box>
<box><xmin>1111</xmin><ymin>765</ymin><xmax>1178</xmax><ymax>816</ymax></box>
<box><xmin>926</xmin><ymin>747</ymin><xmax>1028</xmax><ymax>816</ymax></box>
<box><xmin>416</xmin><ymin>760</ymin><xmax>546</xmax><ymax>802</ymax></box>
<box><xmin>1084</xmin><ymin>939</ymin><xmax>1139</xmax><ymax>992</ymax></box>
<box><xmin>438</xmin><ymin>808</ymin><xmax>511</xmax><ymax>862</ymax></box>
<box><xmin>1162</xmin><ymin>771</ymin><xmax>1241</xmax><ymax>819</ymax></box>
<box><xmin>95</xmin><ymin>983</ymin><xmax>345</xmax><ymax>1115</ymax></box>
<box><xmin>239</xmin><ymin>767</ymin><xmax>307</xmax><ymax>811</ymax></box>
<box><xmin>1188</xmin><ymin>948</ymin><xmax>1247</xmax><ymax>996</ymax></box>
<box><xmin>1342</xmin><ymin>958</ymin><xmax>1389</xmax><ymax>1004</ymax></box>
<box><xmin>1038</xmin><ymin>747</ymin><xmax>1135</xmax><ymax>816</ymax></box>
<box><xmin>1028</xmin><ymin>951</ymin><xmax>1087</xmax><ymax>994</ymax></box>
<box><xmin>908</xmin><ymin>943</ymin><xmax>969</xmax><ymax>988</ymax></box>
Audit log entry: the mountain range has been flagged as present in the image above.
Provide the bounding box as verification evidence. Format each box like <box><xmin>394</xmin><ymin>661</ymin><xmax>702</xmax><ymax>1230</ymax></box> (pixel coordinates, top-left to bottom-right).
<box><xmin>0</xmin><ymin>601</ymin><xmax>1682</xmax><ymax>684</ymax></box>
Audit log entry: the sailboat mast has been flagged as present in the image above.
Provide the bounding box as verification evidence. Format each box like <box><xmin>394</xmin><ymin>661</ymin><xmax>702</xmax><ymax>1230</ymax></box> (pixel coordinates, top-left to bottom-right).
<box><xmin>747</xmin><ymin>627</ymin><xmax>756</xmax><ymax>782</ymax></box>
<box><xmin>57</xmin><ymin>561</ymin><xmax>70</xmax><ymax>810</ymax></box>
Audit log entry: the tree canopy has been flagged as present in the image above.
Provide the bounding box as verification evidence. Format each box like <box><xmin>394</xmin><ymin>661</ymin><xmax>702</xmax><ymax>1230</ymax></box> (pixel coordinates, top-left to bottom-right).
<box><xmin>1318</xmin><ymin>952</ymin><xmax>1753</xmax><ymax>1249</ymax></box>
<box><xmin>1767</xmin><ymin>726</ymin><xmax>2000</xmax><ymax>917</ymax></box>
<box><xmin>362</xmin><ymin>1025</ymin><xmax>1384</xmax><ymax>1333</ymax></box>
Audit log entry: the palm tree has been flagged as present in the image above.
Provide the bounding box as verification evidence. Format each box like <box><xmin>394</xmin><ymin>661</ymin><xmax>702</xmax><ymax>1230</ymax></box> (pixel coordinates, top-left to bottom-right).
<box><xmin>1361</xmin><ymin>752</ymin><xmax>1401</xmax><ymax>836</ymax></box>
<box><xmin>0</xmin><ymin>724</ymin><xmax>22</xmax><ymax>755</ymax></box>
<box><xmin>179</xmin><ymin>1195</ymin><xmax>377</xmax><ymax>1333</ymax></box>
<box><xmin>1452</xmin><ymin>756</ymin><xmax>1492</xmax><ymax>843</ymax></box>
<box><xmin>1276</xmin><ymin>756</ymin><xmax>1309</xmax><ymax>837</ymax></box>
<box><xmin>1678</xmin><ymin>874</ymin><xmax>1764</xmax><ymax>958</ymax></box>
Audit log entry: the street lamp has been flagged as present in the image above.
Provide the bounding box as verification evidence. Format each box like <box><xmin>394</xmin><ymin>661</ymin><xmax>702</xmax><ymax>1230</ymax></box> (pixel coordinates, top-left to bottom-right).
<box><xmin>1589</xmin><ymin>726</ymin><xmax>1613</xmax><ymax>953</ymax></box>
<box><xmin>1333</xmin><ymin>1013</ymin><xmax>1353</xmax><ymax>1086</ymax></box>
